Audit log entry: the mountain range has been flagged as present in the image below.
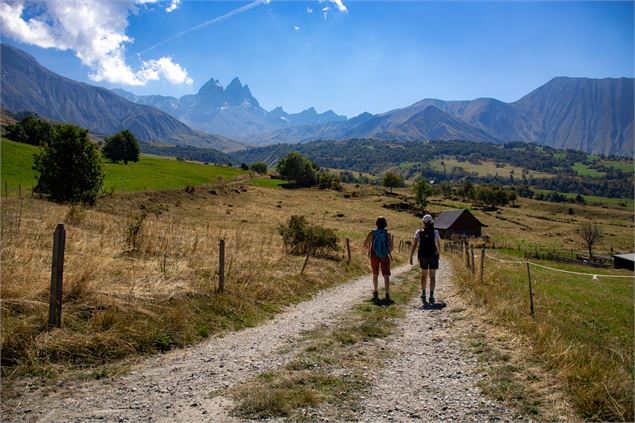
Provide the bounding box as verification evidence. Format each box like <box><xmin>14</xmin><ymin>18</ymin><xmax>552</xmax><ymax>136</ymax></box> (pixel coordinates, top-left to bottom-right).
<box><xmin>0</xmin><ymin>43</ymin><xmax>243</xmax><ymax>152</ymax></box>
<box><xmin>0</xmin><ymin>43</ymin><xmax>632</xmax><ymax>156</ymax></box>
<box><xmin>114</xmin><ymin>79</ymin><xmax>347</xmax><ymax>140</ymax></box>
<box><xmin>249</xmin><ymin>77</ymin><xmax>634</xmax><ymax>156</ymax></box>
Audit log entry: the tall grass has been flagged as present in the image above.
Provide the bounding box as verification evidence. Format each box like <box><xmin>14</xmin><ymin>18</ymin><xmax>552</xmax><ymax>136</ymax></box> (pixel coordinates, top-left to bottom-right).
<box><xmin>1</xmin><ymin>184</ymin><xmax>419</xmax><ymax>385</ymax></box>
<box><xmin>451</xmin><ymin>250</ymin><xmax>634</xmax><ymax>421</ymax></box>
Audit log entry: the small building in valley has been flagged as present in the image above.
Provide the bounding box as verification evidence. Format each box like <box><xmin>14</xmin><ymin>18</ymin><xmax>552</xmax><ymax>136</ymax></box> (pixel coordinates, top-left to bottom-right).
<box><xmin>613</xmin><ymin>253</ymin><xmax>634</xmax><ymax>271</ymax></box>
<box><xmin>433</xmin><ymin>209</ymin><xmax>487</xmax><ymax>239</ymax></box>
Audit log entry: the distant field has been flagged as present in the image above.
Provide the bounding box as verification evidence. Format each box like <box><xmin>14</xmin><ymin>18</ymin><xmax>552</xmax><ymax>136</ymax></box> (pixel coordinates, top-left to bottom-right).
<box><xmin>533</xmin><ymin>188</ymin><xmax>633</xmax><ymax>209</ymax></box>
<box><xmin>429</xmin><ymin>158</ymin><xmax>552</xmax><ymax>179</ymax></box>
<box><xmin>1</xmin><ymin>139</ymin><xmax>247</xmax><ymax>194</ymax></box>
<box><xmin>598</xmin><ymin>159</ymin><xmax>633</xmax><ymax>172</ymax></box>
<box><xmin>572</xmin><ymin>162</ymin><xmax>604</xmax><ymax>177</ymax></box>
<box><xmin>248</xmin><ymin>177</ymin><xmax>286</xmax><ymax>189</ymax></box>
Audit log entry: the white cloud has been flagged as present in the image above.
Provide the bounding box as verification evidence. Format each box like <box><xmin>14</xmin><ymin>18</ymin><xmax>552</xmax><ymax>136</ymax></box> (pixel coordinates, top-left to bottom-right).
<box><xmin>0</xmin><ymin>0</ymin><xmax>192</xmax><ymax>86</ymax></box>
<box><xmin>319</xmin><ymin>0</ymin><xmax>347</xmax><ymax>14</ymax></box>
<box><xmin>293</xmin><ymin>25</ymin><xmax>300</xmax><ymax>31</ymax></box>
<box><xmin>165</xmin><ymin>0</ymin><xmax>181</xmax><ymax>13</ymax></box>
<box><xmin>306</xmin><ymin>6</ymin><xmax>313</xmax><ymax>13</ymax></box>
<box><xmin>322</xmin><ymin>6</ymin><xmax>330</xmax><ymax>19</ymax></box>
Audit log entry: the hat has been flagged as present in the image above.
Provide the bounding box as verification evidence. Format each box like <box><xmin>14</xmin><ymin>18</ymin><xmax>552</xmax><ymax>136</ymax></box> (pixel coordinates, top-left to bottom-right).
<box><xmin>422</xmin><ymin>214</ymin><xmax>433</xmax><ymax>223</ymax></box>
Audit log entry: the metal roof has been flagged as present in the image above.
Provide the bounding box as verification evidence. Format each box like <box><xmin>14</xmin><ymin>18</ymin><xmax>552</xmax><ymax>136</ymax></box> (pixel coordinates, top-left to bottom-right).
<box><xmin>434</xmin><ymin>210</ymin><xmax>466</xmax><ymax>229</ymax></box>
<box><xmin>613</xmin><ymin>253</ymin><xmax>635</xmax><ymax>262</ymax></box>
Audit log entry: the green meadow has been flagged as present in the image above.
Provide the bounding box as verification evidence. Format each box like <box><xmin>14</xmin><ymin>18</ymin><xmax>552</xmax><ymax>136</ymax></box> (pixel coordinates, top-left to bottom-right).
<box><xmin>1</xmin><ymin>139</ymin><xmax>247</xmax><ymax>194</ymax></box>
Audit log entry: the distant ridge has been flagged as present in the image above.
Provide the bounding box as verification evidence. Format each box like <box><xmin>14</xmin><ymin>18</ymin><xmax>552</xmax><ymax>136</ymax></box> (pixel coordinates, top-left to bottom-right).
<box><xmin>0</xmin><ymin>43</ymin><xmax>244</xmax><ymax>152</ymax></box>
<box><xmin>248</xmin><ymin>77</ymin><xmax>634</xmax><ymax>156</ymax></box>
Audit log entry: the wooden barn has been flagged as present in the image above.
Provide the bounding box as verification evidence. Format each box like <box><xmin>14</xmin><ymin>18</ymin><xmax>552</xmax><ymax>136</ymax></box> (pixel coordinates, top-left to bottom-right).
<box><xmin>433</xmin><ymin>209</ymin><xmax>486</xmax><ymax>239</ymax></box>
<box><xmin>613</xmin><ymin>253</ymin><xmax>634</xmax><ymax>271</ymax></box>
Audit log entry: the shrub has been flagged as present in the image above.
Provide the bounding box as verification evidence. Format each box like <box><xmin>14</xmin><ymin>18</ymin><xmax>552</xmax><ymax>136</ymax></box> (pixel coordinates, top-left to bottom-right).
<box><xmin>33</xmin><ymin>124</ymin><xmax>104</xmax><ymax>205</ymax></box>
<box><xmin>250</xmin><ymin>162</ymin><xmax>268</xmax><ymax>174</ymax></box>
<box><xmin>102</xmin><ymin>130</ymin><xmax>140</xmax><ymax>164</ymax></box>
<box><xmin>240</xmin><ymin>163</ymin><xmax>249</xmax><ymax>171</ymax></box>
<box><xmin>126</xmin><ymin>211</ymin><xmax>148</xmax><ymax>251</ymax></box>
<box><xmin>277</xmin><ymin>215</ymin><xmax>338</xmax><ymax>256</ymax></box>
<box><xmin>381</xmin><ymin>171</ymin><xmax>403</xmax><ymax>192</ymax></box>
<box><xmin>317</xmin><ymin>171</ymin><xmax>342</xmax><ymax>191</ymax></box>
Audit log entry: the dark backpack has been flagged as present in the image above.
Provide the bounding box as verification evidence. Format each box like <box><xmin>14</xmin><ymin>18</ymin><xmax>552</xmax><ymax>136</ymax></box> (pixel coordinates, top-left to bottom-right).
<box><xmin>417</xmin><ymin>229</ymin><xmax>438</xmax><ymax>258</ymax></box>
<box><xmin>372</xmin><ymin>229</ymin><xmax>391</xmax><ymax>259</ymax></box>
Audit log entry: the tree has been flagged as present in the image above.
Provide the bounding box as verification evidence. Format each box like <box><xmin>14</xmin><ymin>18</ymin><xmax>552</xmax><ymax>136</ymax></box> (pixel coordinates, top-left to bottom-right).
<box><xmin>578</xmin><ymin>221</ymin><xmax>603</xmax><ymax>259</ymax></box>
<box><xmin>462</xmin><ymin>179</ymin><xmax>475</xmax><ymax>201</ymax></box>
<box><xmin>250</xmin><ymin>162</ymin><xmax>268</xmax><ymax>174</ymax></box>
<box><xmin>412</xmin><ymin>179</ymin><xmax>434</xmax><ymax>209</ymax></box>
<box><xmin>5</xmin><ymin>115</ymin><xmax>53</xmax><ymax>146</ymax></box>
<box><xmin>33</xmin><ymin>124</ymin><xmax>104</xmax><ymax>205</ymax></box>
<box><xmin>382</xmin><ymin>171</ymin><xmax>403</xmax><ymax>193</ymax></box>
<box><xmin>276</xmin><ymin>152</ymin><xmax>318</xmax><ymax>187</ymax></box>
<box><xmin>102</xmin><ymin>130</ymin><xmax>140</xmax><ymax>164</ymax></box>
<box><xmin>240</xmin><ymin>163</ymin><xmax>249</xmax><ymax>170</ymax></box>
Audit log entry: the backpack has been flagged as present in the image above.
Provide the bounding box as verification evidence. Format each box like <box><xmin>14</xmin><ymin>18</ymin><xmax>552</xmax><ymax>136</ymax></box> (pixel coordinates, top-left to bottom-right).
<box><xmin>417</xmin><ymin>229</ymin><xmax>438</xmax><ymax>259</ymax></box>
<box><xmin>372</xmin><ymin>229</ymin><xmax>391</xmax><ymax>259</ymax></box>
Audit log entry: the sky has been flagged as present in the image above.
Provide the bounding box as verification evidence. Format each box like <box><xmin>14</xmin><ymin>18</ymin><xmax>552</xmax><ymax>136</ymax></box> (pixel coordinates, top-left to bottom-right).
<box><xmin>1</xmin><ymin>0</ymin><xmax>633</xmax><ymax>117</ymax></box>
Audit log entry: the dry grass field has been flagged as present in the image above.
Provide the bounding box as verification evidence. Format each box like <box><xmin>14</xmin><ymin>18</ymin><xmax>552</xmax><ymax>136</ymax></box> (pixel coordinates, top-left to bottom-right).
<box><xmin>429</xmin><ymin>158</ymin><xmax>553</xmax><ymax>179</ymax></box>
<box><xmin>0</xmin><ymin>182</ymin><xmax>421</xmax><ymax>387</ymax></box>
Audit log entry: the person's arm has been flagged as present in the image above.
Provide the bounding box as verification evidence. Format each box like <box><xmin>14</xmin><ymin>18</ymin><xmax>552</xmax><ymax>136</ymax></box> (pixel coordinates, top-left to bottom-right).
<box><xmin>409</xmin><ymin>239</ymin><xmax>418</xmax><ymax>265</ymax></box>
<box><xmin>435</xmin><ymin>232</ymin><xmax>441</xmax><ymax>257</ymax></box>
<box><xmin>363</xmin><ymin>231</ymin><xmax>373</xmax><ymax>256</ymax></box>
<box><xmin>389</xmin><ymin>232</ymin><xmax>394</xmax><ymax>260</ymax></box>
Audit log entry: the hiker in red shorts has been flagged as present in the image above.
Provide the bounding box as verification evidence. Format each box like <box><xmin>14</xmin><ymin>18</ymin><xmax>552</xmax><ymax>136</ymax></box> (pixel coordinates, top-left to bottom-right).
<box><xmin>363</xmin><ymin>216</ymin><xmax>394</xmax><ymax>304</ymax></box>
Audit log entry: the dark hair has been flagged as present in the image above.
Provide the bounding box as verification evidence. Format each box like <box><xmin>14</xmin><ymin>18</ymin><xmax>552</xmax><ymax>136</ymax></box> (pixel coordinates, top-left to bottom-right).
<box><xmin>424</xmin><ymin>221</ymin><xmax>434</xmax><ymax>231</ymax></box>
<box><xmin>376</xmin><ymin>216</ymin><xmax>387</xmax><ymax>229</ymax></box>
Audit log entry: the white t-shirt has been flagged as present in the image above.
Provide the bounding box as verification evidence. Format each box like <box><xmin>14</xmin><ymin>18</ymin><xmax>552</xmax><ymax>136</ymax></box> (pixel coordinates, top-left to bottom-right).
<box><xmin>414</xmin><ymin>228</ymin><xmax>440</xmax><ymax>242</ymax></box>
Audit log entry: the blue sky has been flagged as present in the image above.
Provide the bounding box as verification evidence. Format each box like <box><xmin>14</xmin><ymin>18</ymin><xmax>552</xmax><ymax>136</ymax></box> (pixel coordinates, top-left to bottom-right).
<box><xmin>2</xmin><ymin>1</ymin><xmax>634</xmax><ymax>117</ymax></box>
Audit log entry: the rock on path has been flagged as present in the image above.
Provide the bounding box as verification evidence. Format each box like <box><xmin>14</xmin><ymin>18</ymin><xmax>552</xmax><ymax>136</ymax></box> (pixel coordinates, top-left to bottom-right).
<box><xmin>359</xmin><ymin>260</ymin><xmax>517</xmax><ymax>422</ymax></box>
<box><xmin>4</xmin><ymin>265</ymin><xmax>413</xmax><ymax>423</ymax></box>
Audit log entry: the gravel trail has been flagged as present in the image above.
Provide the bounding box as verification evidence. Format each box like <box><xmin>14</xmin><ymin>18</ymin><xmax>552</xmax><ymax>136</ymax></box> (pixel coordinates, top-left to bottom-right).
<box><xmin>358</xmin><ymin>260</ymin><xmax>517</xmax><ymax>422</ymax></box>
<box><xmin>4</xmin><ymin>265</ymin><xmax>412</xmax><ymax>423</ymax></box>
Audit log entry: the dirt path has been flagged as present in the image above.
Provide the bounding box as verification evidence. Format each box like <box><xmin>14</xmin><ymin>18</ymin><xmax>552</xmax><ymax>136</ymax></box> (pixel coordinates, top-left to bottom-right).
<box><xmin>4</xmin><ymin>265</ymin><xmax>413</xmax><ymax>423</ymax></box>
<box><xmin>358</xmin><ymin>261</ymin><xmax>517</xmax><ymax>422</ymax></box>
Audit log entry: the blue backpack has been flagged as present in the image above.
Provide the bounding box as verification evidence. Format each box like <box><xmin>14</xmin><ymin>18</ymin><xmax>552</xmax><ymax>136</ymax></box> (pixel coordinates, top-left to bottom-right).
<box><xmin>372</xmin><ymin>229</ymin><xmax>391</xmax><ymax>259</ymax></box>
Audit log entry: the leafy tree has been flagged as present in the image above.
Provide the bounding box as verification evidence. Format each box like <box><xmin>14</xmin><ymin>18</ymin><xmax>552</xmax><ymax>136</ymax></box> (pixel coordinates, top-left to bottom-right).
<box><xmin>5</xmin><ymin>115</ymin><xmax>53</xmax><ymax>146</ymax></box>
<box><xmin>462</xmin><ymin>179</ymin><xmax>475</xmax><ymax>201</ymax></box>
<box><xmin>439</xmin><ymin>181</ymin><xmax>453</xmax><ymax>198</ymax></box>
<box><xmin>250</xmin><ymin>162</ymin><xmax>268</xmax><ymax>174</ymax></box>
<box><xmin>577</xmin><ymin>221</ymin><xmax>603</xmax><ymax>259</ymax></box>
<box><xmin>102</xmin><ymin>130</ymin><xmax>140</xmax><ymax>164</ymax></box>
<box><xmin>276</xmin><ymin>152</ymin><xmax>318</xmax><ymax>187</ymax></box>
<box><xmin>412</xmin><ymin>179</ymin><xmax>434</xmax><ymax>209</ymax></box>
<box><xmin>34</xmin><ymin>124</ymin><xmax>104</xmax><ymax>205</ymax></box>
<box><xmin>240</xmin><ymin>163</ymin><xmax>249</xmax><ymax>170</ymax></box>
<box><xmin>382</xmin><ymin>171</ymin><xmax>403</xmax><ymax>193</ymax></box>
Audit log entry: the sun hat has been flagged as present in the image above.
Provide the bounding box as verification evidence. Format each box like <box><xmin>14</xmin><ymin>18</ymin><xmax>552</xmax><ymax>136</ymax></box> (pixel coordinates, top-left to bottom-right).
<box><xmin>422</xmin><ymin>214</ymin><xmax>433</xmax><ymax>223</ymax></box>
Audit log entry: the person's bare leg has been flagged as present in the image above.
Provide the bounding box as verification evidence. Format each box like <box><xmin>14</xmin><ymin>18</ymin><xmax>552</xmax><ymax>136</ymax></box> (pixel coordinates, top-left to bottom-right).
<box><xmin>429</xmin><ymin>269</ymin><xmax>437</xmax><ymax>302</ymax></box>
<box><xmin>372</xmin><ymin>273</ymin><xmax>379</xmax><ymax>293</ymax></box>
<box><xmin>383</xmin><ymin>275</ymin><xmax>390</xmax><ymax>299</ymax></box>
<box><xmin>420</xmin><ymin>269</ymin><xmax>428</xmax><ymax>301</ymax></box>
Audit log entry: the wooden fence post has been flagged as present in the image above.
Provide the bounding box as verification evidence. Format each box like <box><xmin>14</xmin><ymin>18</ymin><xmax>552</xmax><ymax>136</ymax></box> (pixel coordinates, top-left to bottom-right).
<box><xmin>301</xmin><ymin>244</ymin><xmax>313</xmax><ymax>274</ymax></box>
<box><xmin>346</xmin><ymin>238</ymin><xmax>351</xmax><ymax>265</ymax></box>
<box><xmin>18</xmin><ymin>184</ymin><xmax>22</xmax><ymax>200</ymax></box>
<box><xmin>526</xmin><ymin>261</ymin><xmax>535</xmax><ymax>319</ymax></box>
<box><xmin>48</xmin><ymin>224</ymin><xmax>66</xmax><ymax>329</ymax></box>
<box><xmin>480</xmin><ymin>247</ymin><xmax>485</xmax><ymax>283</ymax></box>
<box><xmin>465</xmin><ymin>241</ymin><xmax>470</xmax><ymax>269</ymax></box>
<box><xmin>218</xmin><ymin>239</ymin><xmax>225</xmax><ymax>292</ymax></box>
<box><xmin>471</xmin><ymin>245</ymin><xmax>475</xmax><ymax>274</ymax></box>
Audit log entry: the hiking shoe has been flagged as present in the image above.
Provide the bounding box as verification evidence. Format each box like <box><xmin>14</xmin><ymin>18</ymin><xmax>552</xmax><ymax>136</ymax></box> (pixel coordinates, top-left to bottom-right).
<box><xmin>372</xmin><ymin>291</ymin><xmax>379</xmax><ymax>303</ymax></box>
<box><xmin>421</xmin><ymin>295</ymin><xmax>428</xmax><ymax>305</ymax></box>
<box><xmin>384</xmin><ymin>295</ymin><xmax>394</xmax><ymax>306</ymax></box>
<box><xmin>429</xmin><ymin>296</ymin><xmax>435</xmax><ymax>304</ymax></box>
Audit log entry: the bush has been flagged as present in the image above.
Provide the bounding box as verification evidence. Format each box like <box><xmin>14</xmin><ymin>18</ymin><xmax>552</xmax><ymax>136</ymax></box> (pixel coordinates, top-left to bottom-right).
<box><xmin>33</xmin><ymin>124</ymin><xmax>104</xmax><ymax>205</ymax></box>
<box><xmin>250</xmin><ymin>162</ymin><xmax>268</xmax><ymax>174</ymax></box>
<box><xmin>317</xmin><ymin>171</ymin><xmax>342</xmax><ymax>191</ymax></box>
<box><xmin>276</xmin><ymin>152</ymin><xmax>318</xmax><ymax>187</ymax></box>
<box><xmin>102</xmin><ymin>130</ymin><xmax>140</xmax><ymax>164</ymax></box>
<box><xmin>277</xmin><ymin>215</ymin><xmax>338</xmax><ymax>256</ymax></box>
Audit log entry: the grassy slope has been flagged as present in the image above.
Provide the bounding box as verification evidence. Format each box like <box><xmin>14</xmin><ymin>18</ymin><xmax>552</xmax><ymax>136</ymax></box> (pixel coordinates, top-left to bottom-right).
<box><xmin>1</xmin><ymin>139</ymin><xmax>247</xmax><ymax>194</ymax></box>
<box><xmin>453</xmin><ymin>253</ymin><xmax>633</xmax><ymax>421</ymax></box>
<box><xmin>429</xmin><ymin>158</ymin><xmax>552</xmax><ymax>179</ymax></box>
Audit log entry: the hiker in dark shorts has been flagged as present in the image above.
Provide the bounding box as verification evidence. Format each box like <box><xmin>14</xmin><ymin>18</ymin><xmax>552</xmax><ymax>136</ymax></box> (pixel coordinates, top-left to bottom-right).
<box><xmin>363</xmin><ymin>216</ymin><xmax>393</xmax><ymax>303</ymax></box>
<box><xmin>409</xmin><ymin>214</ymin><xmax>441</xmax><ymax>304</ymax></box>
